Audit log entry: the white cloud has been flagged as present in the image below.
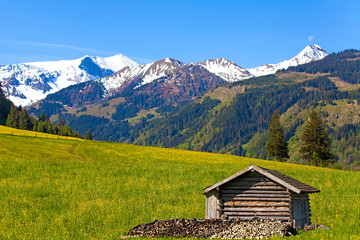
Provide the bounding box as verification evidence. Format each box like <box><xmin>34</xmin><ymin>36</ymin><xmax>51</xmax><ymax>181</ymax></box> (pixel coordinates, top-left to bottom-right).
<box><xmin>0</xmin><ymin>40</ymin><xmax>153</xmax><ymax>65</ymax></box>
<box><xmin>308</xmin><ymin>35</ymin><xmax>314</xmax><ymax>42</ymax></box>
<box><xmin>0</xmin><ymin>40</ymin><xmax>118</xmax><ymax>56</ymax></box>
<box><xmin>129</xmin><ymin>56</ymin><xmax>154</xmax><ymax>64</ymax></box>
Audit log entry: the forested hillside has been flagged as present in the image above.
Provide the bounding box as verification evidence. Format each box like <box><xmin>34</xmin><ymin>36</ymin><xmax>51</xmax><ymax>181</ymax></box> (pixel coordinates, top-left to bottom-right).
<box><xmin>0</xmin><ymin>84</ymin><xmax>13</xmax><ymax>125</ymax></box>
<box><xmin>135</xmin><ymin>50</ymin><xmax>360</xmax><ymax>169</ymax></box>
<box><xmin>0</xmin><ymin>85</ymin><xmax>82</xmax><ymax>139</ymax></box>
<box><xmin>27</xmin><ymin>63</ymin><xmax>227</xmax><ymax>141</ymax></box>
<box><xmin>22</xmin><ymin>50</ymin><xmax>360</xmax><ymax>169</ymax></box>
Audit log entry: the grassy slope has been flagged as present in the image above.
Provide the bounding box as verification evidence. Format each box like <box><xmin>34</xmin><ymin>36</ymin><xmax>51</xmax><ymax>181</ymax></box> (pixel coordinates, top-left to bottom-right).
<box><xmin>0</xmin><ymin>128</ymin><xmax>359</xmax><ymax>239</ymax></box>
<box><xmin>0</xmin><ymin>125</ymin><xmax>83</xmax><ymax>141</ymax></box>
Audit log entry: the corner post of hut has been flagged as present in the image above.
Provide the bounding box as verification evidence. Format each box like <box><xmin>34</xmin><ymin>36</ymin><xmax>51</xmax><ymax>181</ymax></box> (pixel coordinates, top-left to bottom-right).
<box><xmin>205</xmin><ymin>187</ymin><xmax>221</xmax><ymax>219</ymax></box>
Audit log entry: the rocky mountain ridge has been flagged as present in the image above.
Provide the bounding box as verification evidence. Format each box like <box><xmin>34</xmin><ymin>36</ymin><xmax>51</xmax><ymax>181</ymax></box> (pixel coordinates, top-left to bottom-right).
<box><xmin>0</xmin><ymin>54</ymin><xmax>138</xmax><ymax>106</ymax></box>
<box><xmin>1</xmin><ymin>45</ymin><xmax>328</xmax><ymax>106</ymax></box>
<box><xmin>248</xmin><ymin>44</ymin><xmax>328</xmax><ymax>77</ymax></box>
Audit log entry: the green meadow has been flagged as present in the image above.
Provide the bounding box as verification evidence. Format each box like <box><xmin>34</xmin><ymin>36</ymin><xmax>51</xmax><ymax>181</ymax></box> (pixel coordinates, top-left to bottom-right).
<box><xmin>0</xmin><ymin>127</ymin><xmax>359</xmax><ymax>239</ymax></box>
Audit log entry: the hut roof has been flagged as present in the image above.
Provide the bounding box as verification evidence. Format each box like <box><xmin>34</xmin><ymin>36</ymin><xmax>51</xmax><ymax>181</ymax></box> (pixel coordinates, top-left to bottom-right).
<box><xmin>203</xmin><ymin>164</ymin><xmax>320</xmax><ymax>194</ymax></box>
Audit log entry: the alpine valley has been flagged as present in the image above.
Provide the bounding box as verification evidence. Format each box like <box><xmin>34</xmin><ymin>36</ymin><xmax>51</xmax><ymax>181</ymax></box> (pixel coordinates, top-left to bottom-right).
<box><xmin>2</xmin><ymin>45</ymin><xmax>360</xmax><ymax>169</ymax></box>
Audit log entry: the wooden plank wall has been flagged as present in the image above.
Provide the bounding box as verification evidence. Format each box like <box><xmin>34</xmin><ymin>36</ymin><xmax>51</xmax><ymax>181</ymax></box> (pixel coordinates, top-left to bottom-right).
<box><xmin>206</xmin><ymin>191</ymin><xmax>220</xmax><ymax>219</ymax></box>
<box><xmin>217</xmin><ymin>172</ymin><xmax>292</xmax><ymax>221</ymax></box>
<box><xmin>292</xmin><ymin>193</ymin><xmax>311</xmax><ymax>228</ymax></box>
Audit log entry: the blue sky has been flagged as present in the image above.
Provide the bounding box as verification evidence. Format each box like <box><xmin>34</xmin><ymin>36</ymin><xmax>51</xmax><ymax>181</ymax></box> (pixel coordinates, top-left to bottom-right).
<box><xmin>1</xmin><ymin>0</ymin><xmax>359</xmax><ymax>68</ymax></box>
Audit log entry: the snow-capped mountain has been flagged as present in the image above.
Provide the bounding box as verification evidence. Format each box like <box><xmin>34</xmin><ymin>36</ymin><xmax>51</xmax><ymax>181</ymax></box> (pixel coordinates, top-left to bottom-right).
<box><xmin>29</xmin><ymin>59</ymin><xmax>227</xmax><ymax>111</ymax></box>
<box><xmin>1</xmin><ymin>44</ymin><xmax>328</xmax><ymax>107</ymax></box>
<box><xmin>101</xmin><ymin>58</ymin><xmax>184</xmax><ymax>93</ymax></box>
<box><xmin>247</xmin><ymin>44</ymin><xmax>328</xmax><ymax>77</ymax></box>
<box><xmin>198</xmin><ymin>58</ymin><xmax>253</xmax><ymax>82</ymax></box>
<box><xmin>101</xmin><ymin>58</ymin><xmax>253</xmax><ymax>93</ymax></box>
<box><xmin>0</xmin><ymin>54</ymin><xmax>138</xmax><ymax>106</ymax></box>
<box><xmin>100</xmin><ymin>45</ymin><xmax>327</xmax><ymax>94</ymax></box>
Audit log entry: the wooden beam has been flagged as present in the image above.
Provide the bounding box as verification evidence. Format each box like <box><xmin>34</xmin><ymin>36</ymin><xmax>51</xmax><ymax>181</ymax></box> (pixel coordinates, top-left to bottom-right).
<box><xmin>222</xmin><ymin>186</ymin><xmax>285</xmax><ymax>191</ymax></box>
<box><xmin>220</xmin><ymin>193</ymin><xmax>290</xmax><ymax>198</ymax></box>
<box><xmin>226</xmin><ymin>181</ymin><xmax>278</xmax><ymax>186</ymax></box>
<box><xmin>221</xmin><ymin>193</ymin><xmax>290</xmax><ymax>198</ymax></box>
<box><xmin>220</xmin><ymin>190</ymin><xmax>288</xmax><ymax>194</ymax></box>
<box><xmin>223</xmin><ymin>202</ymin><xmax>290</xmax><ymax>207</ymax></box>
<box><xmin>203</xmin><ymin>165</ymin><xmax>253</xmax><ymax>194</ymax></box>
<box><xmin>220</xmin><ymin>207</ymin><xmax>291</xmax><ymax>212</ymax></box>
<box><xmin>221</xmin><ymin>212</ymin><xmax>292</xmax><ymax>217</ymax></box>
<box><xmin>221</xmin><ymin>197</ymin><xmax>290</xmax><ymax>201</ymax></box>
<box><xmin>232</xmin><ymin>177</ymin><xmax>269</xmax><ymax>182</ymax></box>
<box><xmin>252</xmin><ymin>165</ymin><xmax>301</xmax><ymax>193</ymax></box>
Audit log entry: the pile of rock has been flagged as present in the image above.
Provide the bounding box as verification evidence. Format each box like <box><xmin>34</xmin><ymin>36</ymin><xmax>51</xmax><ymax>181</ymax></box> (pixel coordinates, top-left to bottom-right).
<box><xmin>128</xmin><ymin>218</ymin><xmax>294</xmax><ymax>239</ymax></box>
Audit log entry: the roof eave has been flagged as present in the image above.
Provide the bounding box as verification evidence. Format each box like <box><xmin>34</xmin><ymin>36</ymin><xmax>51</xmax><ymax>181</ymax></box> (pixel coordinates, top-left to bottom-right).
<box><xmin>203</xmin><ymin>164</ymin><xmax>255</xmax><ymax>194</ymax></box>
<box><xmin>301</xmin><ymin>189</ymin><xmax>320</xmax><ymax>194</ymax></box>
<box><xmin>203</xmin><ymin>164</ymin><xmax>320</xmax><ymax>195</ymax></box>
<box><xmin>251</xmin><ymin>165</ymin><xmax>302</xmax><ymax>194</ymax></box>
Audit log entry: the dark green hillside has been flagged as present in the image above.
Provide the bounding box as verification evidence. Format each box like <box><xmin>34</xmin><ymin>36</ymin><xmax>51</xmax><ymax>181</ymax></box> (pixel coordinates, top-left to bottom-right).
<box><xmin>135</xmin><ymin>97</ymin><xmax>220</xmax><ymax>147</ymax></box>
<box><xmin>28</xmin><ymin>64</ymin><xmax>227</xmax><ymax>140</ymax></box>
<box><xmin>0</xmin><ymin>89</ymin><xmax>82</xmax><ymax>139</ymax></box>
<box><xmin>24</xmin><ymin>49</ymin><xmax>360</xmax><ymax>168</ymax></box>
<box><xmin>135</xmin><ymin>50</ymin><xmax>360</xmax><ymax>169</ymax></box>
<box><xmin>287</xmin><ymin>49</ymin><xmax>360</xmax><ymax>78</ymax></box>
<box><xmin>0</xmin><ymin>84</ymin><xmax>13</xmax><ymax>125</ymax></box>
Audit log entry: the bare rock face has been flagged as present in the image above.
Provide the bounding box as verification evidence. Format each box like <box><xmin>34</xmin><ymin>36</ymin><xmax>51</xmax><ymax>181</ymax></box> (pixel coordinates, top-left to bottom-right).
<box><xmin>128</xmin><ymin>218</ymin><xmax>294</xmax><ymax>239</ymax></box>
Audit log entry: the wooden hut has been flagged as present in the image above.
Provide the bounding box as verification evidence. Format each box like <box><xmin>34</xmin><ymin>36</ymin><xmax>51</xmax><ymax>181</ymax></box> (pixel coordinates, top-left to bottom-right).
<box><xmin>203</xmin><ymin>164</ymin><xmax>319</xmax><ymax>229</ymax></box>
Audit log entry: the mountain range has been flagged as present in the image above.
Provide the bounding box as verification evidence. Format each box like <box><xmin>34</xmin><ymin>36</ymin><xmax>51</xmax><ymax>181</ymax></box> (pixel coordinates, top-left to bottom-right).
<box><xmin>2</xmin><ymin>44</ymin><xmax>360</xmax><ymax>170</ymax></box>
<box><xmin>1</xmin><ymin>44</ymin><xmax>327</xmax><ymax>107</ymax></box>
<box><xmin>0</xmin><ymin>54</ymin><xmax>138</xmax><ymax>106</ymax></box>
<box><xmin>132</xmin><ymin>49</ymin><xmax>360</xmax><ymax>169</ymax></box>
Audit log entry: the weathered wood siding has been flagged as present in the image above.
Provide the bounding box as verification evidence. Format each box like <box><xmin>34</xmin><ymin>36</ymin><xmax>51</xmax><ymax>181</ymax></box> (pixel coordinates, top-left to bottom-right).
<box><xmin>292</xmin><ymin>193</ymin><xmax>311</xmax><ymax>228</ymax></box>
<box><xmin>217</xmin><ymin>172</ymin><xmax>291</xmax><ymax>221</ymax></box>
<box><xmin>205</xmin><ymin>190</ymin><xmax>220</xmax><ymax>219</ymax></box>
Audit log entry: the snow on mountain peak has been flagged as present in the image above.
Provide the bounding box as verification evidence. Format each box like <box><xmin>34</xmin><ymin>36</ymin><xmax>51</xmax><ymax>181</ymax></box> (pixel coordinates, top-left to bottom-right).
<box><xmin>247</xmin><ymin>44</ymin><xmax>328</xmax><ymax>77</ymax></box>
<box><xmin>101</xmin><ymin>58</ymin><xmax>185</xmax><ymax>92</ymax></box>
<box><xmin>162</xmin><ymin>58</ymin><xmax>185</xmax><ymax>67</ymax></box>
<box><xmin>198</xmin><ymin>58</ymin><xmax>253</xmax><ymax>82</ymax></box>
<box><xmin>92</xmin><ymin>54</ymin><xmax>138</xmax><ymax>71</ymax></box>
<box><xmin>75</xmin><ymin>44</ymin><xmax>330</xmax><ymax>97</ymax></box>
<box><xmin>295</xmin><ymin>44</ymin><xmax>328</xmax><ymax>63</ymax></box>
<box><xmin>1</xmin><ymin>44</ymin><xmax>330</xmax><ymax>107</ymax></box>
<box><xmin>0</xmin><ymin>54</ymin><xmax>138</xmax><ymax>106</ymax></box>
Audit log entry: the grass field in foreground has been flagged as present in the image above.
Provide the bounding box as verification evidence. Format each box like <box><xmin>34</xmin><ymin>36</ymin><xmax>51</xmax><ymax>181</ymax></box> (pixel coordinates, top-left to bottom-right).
<box><xmin>0</xmin><ymin>128</ymin><xmax>359</xmax><ymax>239</ymax></box>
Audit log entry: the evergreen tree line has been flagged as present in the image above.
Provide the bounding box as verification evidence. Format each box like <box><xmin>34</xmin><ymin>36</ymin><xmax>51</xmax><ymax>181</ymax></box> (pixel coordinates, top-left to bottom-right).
<box><xmin>287</xmin><ymin>50</ymin><xmax>360</xmax><ymax>74</ymax></box>
<box><xmin>0</xmin><ymin>84</ymin><xmax>13</xmax><ymax>125</ymax></box>
<box><xmin>6</xmin><ymin>105</ymin><xmax>83</xmax><ymax>138</ymax></box>
<box><xmin>134</xmin><ymin>71</ymin><xmax>360</xmax><ymax>168</ymax></box>
<box><xmin>266</xmin><ymin>110</ymin><xmax>334</xmax><ymax>167</ymax></box>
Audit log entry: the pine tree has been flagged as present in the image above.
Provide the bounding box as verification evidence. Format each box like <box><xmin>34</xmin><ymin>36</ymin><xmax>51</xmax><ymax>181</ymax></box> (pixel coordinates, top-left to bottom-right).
<box><xmin>6</xmin><ymin>105</ymin><xmax>19</xmax><ymax>128</ymax></box>
<box><xmin>39</xmin><ymin>113</ymin><xmax>49</xmax><ymax>122</ymax></box>
<box><xmin>37</xmin><ymin>121</ymin><xmax>45</xmax><ymax>133</ymax></box>
<box><xmin>58</xmin><ymin>119</ymin><xmax>65</xmax><ymax>128</ymax></box>
<box><xmin>266</xmin><ymin>110</ymin><xmax>289</xmax><ymax>161</ymax></box>
<box><xmin>6</xmin><ymin>105</ymin><xmax>15</xmax><ymax>128</ymax></box>
<box><xmin>32</xmin><ymin>118</ymin><xmax>38</xmax><ymax>131</ymax></box>
<box><xmin>19</xmin><ymin>108</ymin><xmax>32</xmax><ymax>130</ymax></box>
<box><xmin>50</xmin><ymin>123</ymin><xmax>58</xmax><ymax>134</ymax></box>
<box><xmin>86</xmin><ymin>129</ymin><xmax>93</xmax><ymax>140</ymax></box>
<box><xmin>299</xmin><ymin>110</ymin><xmax>334</xmax><ymax>166</ymax></box>
<box><xmin>0</xmin><ymin>83</ymin><xmax>13</xmax><ymax>125</ymax></box>
<box><xmin>43</xmin><ymin>120</ymin><xmax>51</xmax><ymax>133</ymax></box>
